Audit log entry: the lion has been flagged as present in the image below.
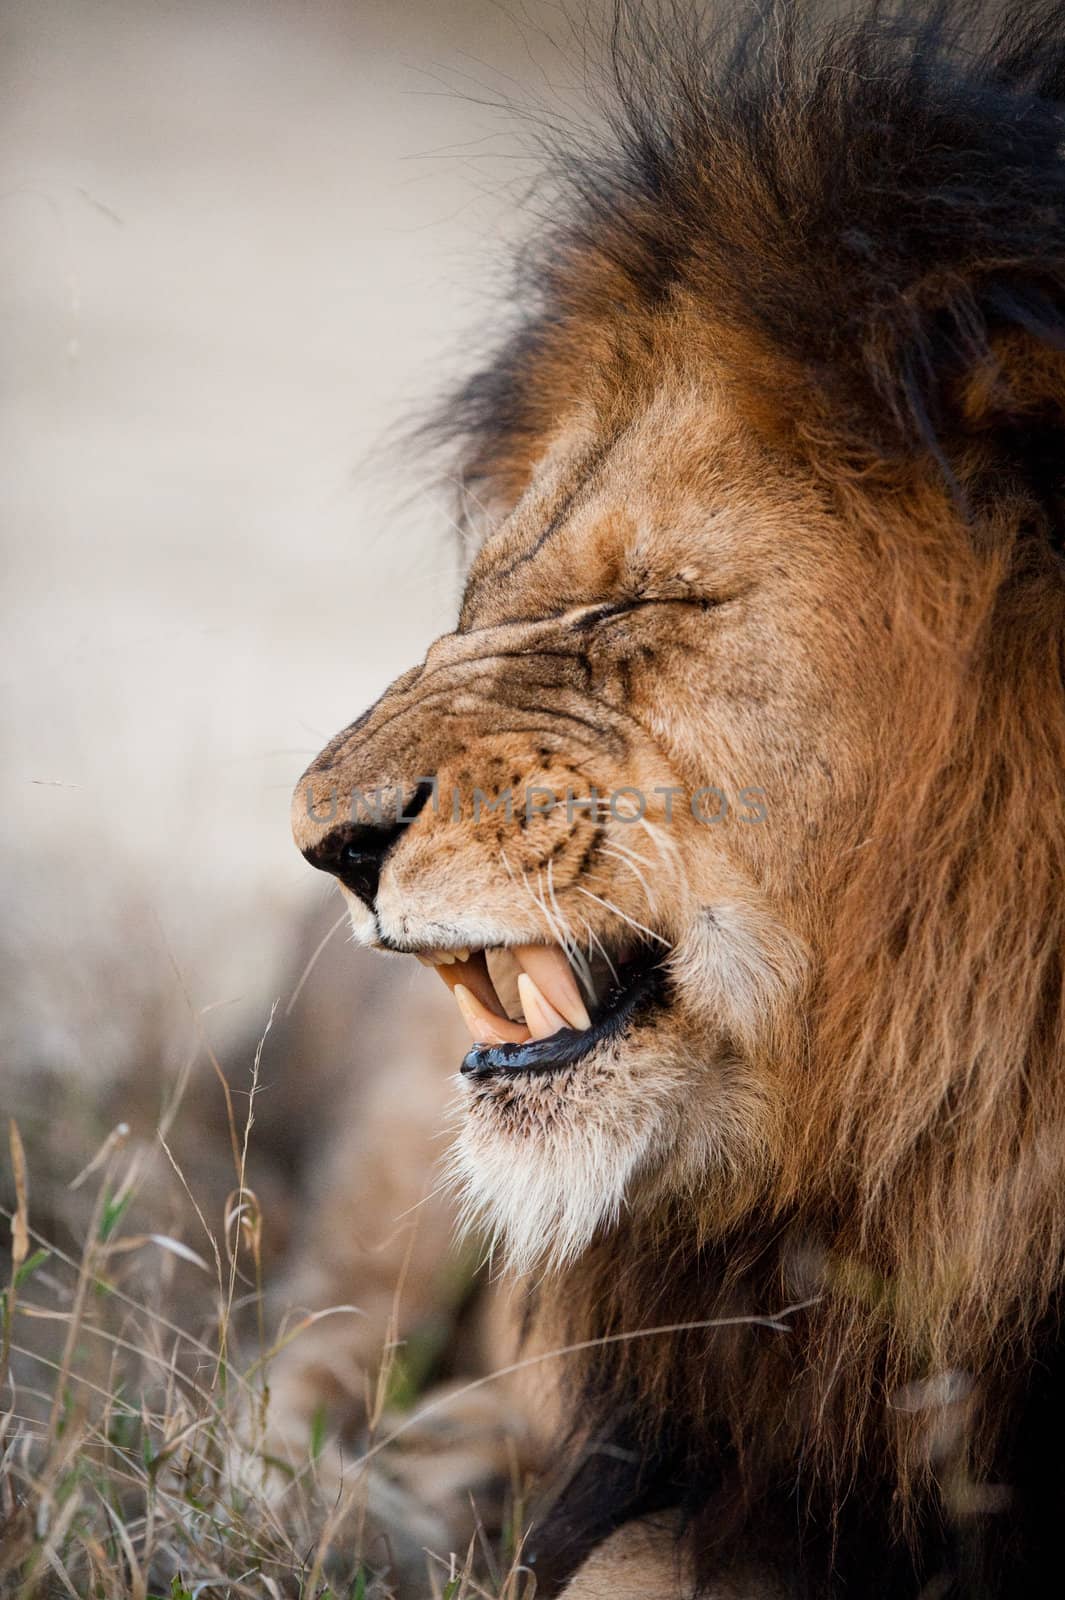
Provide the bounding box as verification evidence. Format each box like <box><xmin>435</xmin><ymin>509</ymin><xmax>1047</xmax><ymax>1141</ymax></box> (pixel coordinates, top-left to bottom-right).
<box><xmin>290</xmin><ymin>4</ymin><xmax>1065</xmax><ymax>1594</ymax></box>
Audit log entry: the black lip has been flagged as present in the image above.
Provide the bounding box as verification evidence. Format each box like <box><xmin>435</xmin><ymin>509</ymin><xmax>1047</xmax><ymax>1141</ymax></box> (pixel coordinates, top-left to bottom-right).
<box><xmin>460</xmin><ymin>951</ymin><xmax>667</xmax><ymax>1081</ymax></box>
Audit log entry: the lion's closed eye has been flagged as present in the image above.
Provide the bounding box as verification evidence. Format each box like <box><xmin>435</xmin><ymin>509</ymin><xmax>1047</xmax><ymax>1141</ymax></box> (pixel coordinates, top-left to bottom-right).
<box><xmin>559</xmin><ymin>586</ymin><xmax>739</xmax><ymax>636</ymax></box>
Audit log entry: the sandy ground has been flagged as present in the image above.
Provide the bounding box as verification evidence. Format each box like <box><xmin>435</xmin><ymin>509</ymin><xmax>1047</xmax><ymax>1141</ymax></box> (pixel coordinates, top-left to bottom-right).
<box><xmin>0</xmin><ymin>0</ymin><xmax>598</xmax><ymax>1109</ymax></box>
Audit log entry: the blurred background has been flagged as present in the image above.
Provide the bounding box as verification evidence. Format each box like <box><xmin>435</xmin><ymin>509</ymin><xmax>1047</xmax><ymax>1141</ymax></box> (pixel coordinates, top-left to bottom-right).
<box><xmin>4</xmin><ymin>0</ymin><xmax>528</xmax><ymax>1052</ymax></box>
<box><xmin>0</xmin><ymin>0</ymin><xmax>601</xmax><ymax>1190</ymax></box>
<box><xmin>0</xmin><ymin>7</ymin><xmax>621</xmax><ymax>1589</ymax></box>
<box><xmin>1</xmin><ymin>6</ymin><xmax>610</xmax><ymax>1585</ymax></box>
<box><xmin>0</xmin><ymin>11</ymin><xmax>641</xmax><ymax>1592</ymax></box>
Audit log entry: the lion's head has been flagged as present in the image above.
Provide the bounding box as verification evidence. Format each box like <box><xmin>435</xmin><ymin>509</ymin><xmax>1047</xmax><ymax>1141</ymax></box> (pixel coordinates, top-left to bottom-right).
<box><xmin>294</xmin><ymin>3</ymin><xmax>1065</xmax><ymax>1587</ymax></box>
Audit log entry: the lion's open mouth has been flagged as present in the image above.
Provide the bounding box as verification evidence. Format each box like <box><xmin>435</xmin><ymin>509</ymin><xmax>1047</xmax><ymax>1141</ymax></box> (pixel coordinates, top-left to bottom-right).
<box><xmin>414</xmin><ymin>941</ymin><xmax>666</xmax><ymax>1079</ymax></box>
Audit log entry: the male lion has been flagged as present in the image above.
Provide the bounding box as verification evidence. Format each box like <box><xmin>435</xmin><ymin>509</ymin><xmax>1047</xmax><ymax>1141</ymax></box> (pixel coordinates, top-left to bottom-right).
<box><xmin>291</xmin><ymin>4</ymin><xmax>1065</xmax><ymax>1595</ymax></box>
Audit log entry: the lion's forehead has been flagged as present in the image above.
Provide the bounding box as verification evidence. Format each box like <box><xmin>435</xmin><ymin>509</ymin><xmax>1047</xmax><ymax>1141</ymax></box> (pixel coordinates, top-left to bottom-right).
<box><xmin>458</xmin><ymin>384</ymin><xmax>834</xmax><ymax>634</ymax></box>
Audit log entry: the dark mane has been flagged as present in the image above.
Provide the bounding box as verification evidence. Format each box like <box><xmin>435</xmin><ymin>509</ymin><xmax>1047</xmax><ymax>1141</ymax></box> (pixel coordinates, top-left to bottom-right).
<box><xmin>440</xmin><ymin>1</ymin><xmax>1065</xmax><ymax>509</ymax></box>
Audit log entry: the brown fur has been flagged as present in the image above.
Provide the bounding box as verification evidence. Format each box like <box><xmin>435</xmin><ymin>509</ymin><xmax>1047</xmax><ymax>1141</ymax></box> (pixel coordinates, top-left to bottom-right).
<box><xmin>293</xmin><ymin>5</ymin><xmax>1065</xmax><ymax>1592</ymax></box>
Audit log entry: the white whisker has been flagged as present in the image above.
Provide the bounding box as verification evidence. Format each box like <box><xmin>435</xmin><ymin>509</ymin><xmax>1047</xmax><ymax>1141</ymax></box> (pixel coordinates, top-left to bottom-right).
<box><xmin>600</xmin><ymin>844</ymin><xmax>657</xmax><ymax>911</ymax></box>
<box><xmin>575</xmin><ymin>886</ymin><xmax>670</xmax><ymax>948</ymax></box>
<box><xmin>603</xmin><ymin>836</ymin><xmax>656</xmax><ymax>869</ymax></box>
<box><xmin>535</xmin><ymin>865</ymin><xmax>593</xmax><ymax>994</ymax></box>
<box><xmin>578</xmin><ymin>914</ymin><xmax>620</xmax><ymax>988</ymax></box>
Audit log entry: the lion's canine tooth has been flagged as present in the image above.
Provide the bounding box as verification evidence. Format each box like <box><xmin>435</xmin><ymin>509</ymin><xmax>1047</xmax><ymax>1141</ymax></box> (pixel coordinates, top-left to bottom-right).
<box><xmin>453</xmin><ymin>983</ymin><xmax>532</xmax><ymax>1046</ymax></box>
<box><xmin>517</xmin><ymin>972</ymin><xmax>570</xmax><ymax>1041</ymax></box>
<box><xmin>454</xmin><ymin>947</ymin><xmax>471</xmax><ymax>962</ymax></box>
<box><xmin>514</xmin><ymin>945</ymin><xmax>592</xmax><ymax>1030</ymax></box>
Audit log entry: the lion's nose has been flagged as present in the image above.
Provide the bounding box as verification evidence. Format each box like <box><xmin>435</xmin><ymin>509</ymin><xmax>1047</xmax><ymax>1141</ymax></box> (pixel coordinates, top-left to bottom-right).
<box><xmin>297</xmin><ymin>780</ymin><xmax>435</xmax><ymax>909</ymax></box>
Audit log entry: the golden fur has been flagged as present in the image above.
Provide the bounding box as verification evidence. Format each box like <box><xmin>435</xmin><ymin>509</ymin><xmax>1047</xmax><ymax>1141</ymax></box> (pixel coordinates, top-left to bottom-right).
<box><xmin>292</xmin><ymin>5</ymin><xmax>1065</xmax><ymax>1593</ymax></box>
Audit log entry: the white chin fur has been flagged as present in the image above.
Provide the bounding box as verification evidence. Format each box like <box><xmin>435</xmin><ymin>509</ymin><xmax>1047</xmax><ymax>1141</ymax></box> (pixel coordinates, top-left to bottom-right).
<box><xmin>448</xmin><ymin>1092</ymin><xmax>659</xmax><ymax>1277</ymax></box>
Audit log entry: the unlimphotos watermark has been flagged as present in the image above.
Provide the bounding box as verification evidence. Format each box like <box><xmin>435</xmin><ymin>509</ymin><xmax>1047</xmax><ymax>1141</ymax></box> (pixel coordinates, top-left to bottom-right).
<box><xmin>304</xmin><ymin>778</ymin><xmax>768</xmax><ymax>827</ymax></box>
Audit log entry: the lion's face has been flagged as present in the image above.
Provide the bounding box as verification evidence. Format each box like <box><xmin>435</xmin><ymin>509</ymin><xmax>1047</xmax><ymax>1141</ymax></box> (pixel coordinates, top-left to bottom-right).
<box><xmin>293</xmin><ymin>378</ymin><xmax>910</xmax><ymax>1271</ymax></box>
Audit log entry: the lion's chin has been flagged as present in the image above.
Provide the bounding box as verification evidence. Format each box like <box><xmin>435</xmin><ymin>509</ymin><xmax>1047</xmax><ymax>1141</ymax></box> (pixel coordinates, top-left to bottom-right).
<box><xmin>433</xmin><ymin>940</ymin><xmax>687</xmax><ymax>1273</ymax></box>
<box><xmin>437</xmin><ymin>906</ymin><xmax>808</xmax><ymax>1273</ymax></box>
<box><xmin>449</xmin><ymin>1068</ymin><xmax>663</xmax><ymax>1275</ymax></box>
<box><xmin>449</xmin><ymin>1000</ymin><xmax>789</xmax><ymax>1276</ymax></box>
<box><xmin>447</xmin><ymin>996</ymin><xmax>735</xmax><ymax>1276</ymax></box>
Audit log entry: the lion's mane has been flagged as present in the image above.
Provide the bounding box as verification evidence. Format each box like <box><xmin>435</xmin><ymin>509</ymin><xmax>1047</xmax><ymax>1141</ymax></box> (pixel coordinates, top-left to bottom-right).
<box><xmin>433</xmin><ymin>4</ymin><xmax>1065</xmax><ymax>1594</ymax></box>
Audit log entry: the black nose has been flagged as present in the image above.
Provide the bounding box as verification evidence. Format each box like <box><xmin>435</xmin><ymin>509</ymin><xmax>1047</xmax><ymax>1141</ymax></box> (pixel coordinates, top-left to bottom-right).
<box><xmin>299</xmin><ymin>780</ymin><xmax>434</xmax><ymax>909</ymax></box>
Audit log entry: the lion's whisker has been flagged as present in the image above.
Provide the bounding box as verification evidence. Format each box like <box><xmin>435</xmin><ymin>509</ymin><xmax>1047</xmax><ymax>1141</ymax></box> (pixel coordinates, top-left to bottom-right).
<box><xmin>600</xmin><ymin>844</ymin><xmax>657</xmax><ymax>912</ymax></box>
<box><xmin>574</xmin><ymin>886</ymin><xmax>671</xmax><ymax>948</ymax></box>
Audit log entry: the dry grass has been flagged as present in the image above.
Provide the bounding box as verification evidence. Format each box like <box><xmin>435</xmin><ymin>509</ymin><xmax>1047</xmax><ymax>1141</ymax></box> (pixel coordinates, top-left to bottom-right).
<box><xmin>0</xmin><ymin>1042</ymin><xmax>534</xmax><ymax>1600</ymax></box>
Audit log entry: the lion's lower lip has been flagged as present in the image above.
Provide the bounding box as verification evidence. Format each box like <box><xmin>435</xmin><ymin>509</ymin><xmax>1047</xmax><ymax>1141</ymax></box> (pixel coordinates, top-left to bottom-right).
<box><xmin>459</xmin><ymin>951</ymin><xmax>666</xmax><ymax>1080</ymax></box>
